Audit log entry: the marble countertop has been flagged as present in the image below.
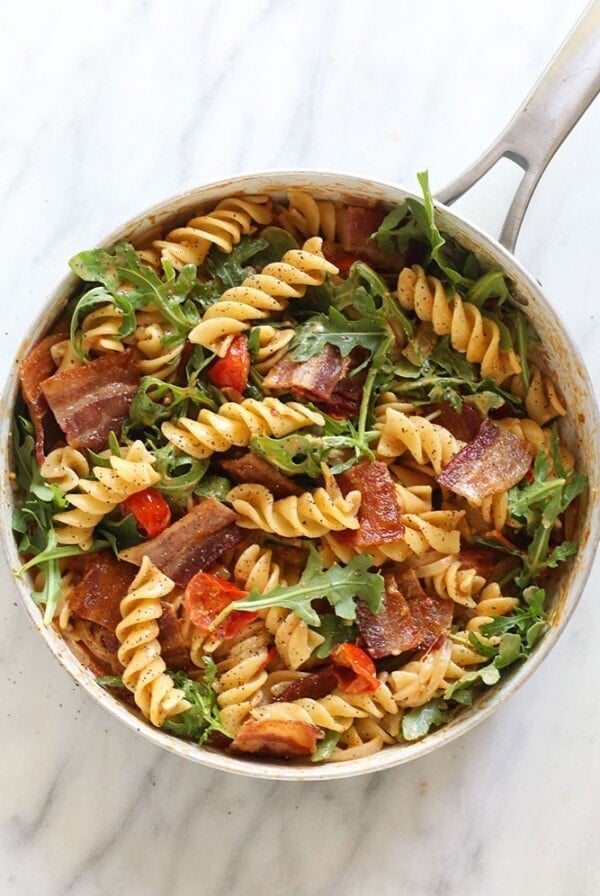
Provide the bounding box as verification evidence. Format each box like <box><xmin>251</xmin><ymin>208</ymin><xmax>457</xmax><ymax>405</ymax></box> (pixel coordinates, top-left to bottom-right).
<box><xmin>1</xmin><ymin>1</ymin><xmax>599</xmax><ymax>893</ymax></box>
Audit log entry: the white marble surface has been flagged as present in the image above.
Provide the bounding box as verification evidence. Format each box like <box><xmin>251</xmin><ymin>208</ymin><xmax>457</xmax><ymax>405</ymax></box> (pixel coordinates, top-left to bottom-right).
<box><xmin>1</xmin><ymin>1</ymin><xmax>599</xmax><ymax>893</ymax></box>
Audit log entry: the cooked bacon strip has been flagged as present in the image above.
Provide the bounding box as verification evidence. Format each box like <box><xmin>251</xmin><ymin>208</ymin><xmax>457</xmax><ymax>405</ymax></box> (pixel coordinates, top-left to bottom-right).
<box><xmin>263</xmin><ymin>343</ymin><xmax>349</xmax><ymax>401</ymax></box>
<box><xmin>437</xmin><ymin>418</ymin><xmax>533</xmax><ymax>502</ymax></box>
<box><xmin>457</xmin><ymin>548</ymin><xmax>499</xmax><ymax>581</ymax></box>
<box><xmin>357</xmin><ymin>570</ymin><xmax>453</xmax><ymax>658</ymax></box>
<box><xmin>119</xmin><ymin>498</ymin><xmax>243</xmax><ymax>587</ymax></box>
<box><xmin>316</xmin><ymin>356</ymin><xmax>368</xmax><ymax>418</ymax></box>
<box><xmin>274</xmin><ymin>667</ymin><xmax>339</xmax><ymax>703</ymax></box>
<box><xmin>231</xmin><ymin>719</ymin><xmax>322</xmax><ymax>757</ymax></box>
<box><xmin>337</xmin><ymin>461</ymin><xmax>404</xmax><ymax>546</ymax></box>
<box><xmin>158</xmin><ymin>601</ymin><xmax>194</xmax><ymax>671</ymax></box>
<box><xmin>18</xmin><ymin>324</ymin><xmax>69</xmax><ymax>463</ymax></box>
<box><xmin>40</xmin><ymin>349</ymin><xmax>140</xmax><ymax>452</ymax></box>
<box><xmin>338</xmin><ymin>205</ymin><xmax>401</xmax><ymax>269</ymax></box>
<box><xmin>68</xmin><ymin>550</ymin><xmax>137</xmax><ymax>631</ymax></box>
<box><xmin>221</xmin><ymin>452</ymin><xmax>303</xmax><ymax>498</ymax></box>
<box><xmin>427</xmin><ymin>401</ymin><xmax>482</xmax><ymax>443</ymax></box>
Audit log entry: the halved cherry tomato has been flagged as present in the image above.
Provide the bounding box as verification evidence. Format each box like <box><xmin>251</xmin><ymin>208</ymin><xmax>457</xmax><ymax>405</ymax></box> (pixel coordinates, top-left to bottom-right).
<box><xmin>330</xmin><ymin>642</ymin><xmax>379</xmax><ymax>693</ymax></box>
<box><xmin>207</xmin><ymin>334</ymin><xmax>250</xmax><ymax>394</ymax></box>
<box><xmin>122</xmin><ymin>487</ymin><xmax>171</xmax><ymax>538</ymax></box>
<box><xmin>184</xmin><ymin>571</ymin><xmax>257</xmax><ymax>640</ymax></box>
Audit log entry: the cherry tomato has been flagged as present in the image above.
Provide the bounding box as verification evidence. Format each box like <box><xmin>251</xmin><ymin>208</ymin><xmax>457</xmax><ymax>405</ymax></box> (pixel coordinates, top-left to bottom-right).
<box><xmin>323</xmin><ymin>250</ymin><xmax>360</xmax><ymax>278</ymax></box>
<box><xmin>184</xmin><ymin>571</ymin><xmax>257</xmax><ymax>640</ymax></box>
<box><xmin>207</xmin><ymin>335</ymin><xmax>250</xmax><ymax>394</ymax></box>
<box><xmin>121</xmin><ymin>487</ymin><xmax>171</xmax><ymax>538</ymax></box>
<box><xmin>330</xmin><ymin>642</ymin><xmax>379</xmax><ymax>693</ymax></box>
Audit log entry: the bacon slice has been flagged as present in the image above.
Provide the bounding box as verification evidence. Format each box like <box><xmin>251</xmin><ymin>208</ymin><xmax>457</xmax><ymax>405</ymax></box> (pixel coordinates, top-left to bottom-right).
<box><xmin>338</xmin><ymin>205</ymin><xmax>400</xmax><ymax>269</ymax></box>
<box><xmin>18</xmin><ymin>324</ymin><xmax>69</xmax><ymax>463</ymax></box>
<box><xmin>316</xmin><ymin>357</ymin><xmax>368</xmax><ymax>418</ymax></box>
<box><xmin>263</xmin><ymin>343</ymin><xmax>349</xmax><ymax>401</ymax></box>
<box><xmin>68</xmin><ymin>550</ymin><xmax>137</xmax><ymax>631</ymax></box>
<box><xmin>437</xmin><ymin>418</ymin><xmax>533</xmax><ymax>502</ymax></box>
<box><xmin>337</xmin><ymin>461</ymin><xmax>404</xmax><ymax>546</ymax></box>
<box><xmin>40</xmin><ymin>349</ymin><xmax>140</xmax><ymax>452</ymax></box>
<box><xmin>231</xmin><ymin>719</ymin><xmax>322</xmax><ymax>757</ymax></box>
<box><xmin>221</xmin><ymin>452</ymin><xmax>303</xmax><ymax>498</ymax></box>
<box><xmin>274</xmin><ymin>667</ymin><xmax>339</xmax><ymax>703</ymax></box>
<box><xmin>119</xmin><ymin>498</ymin><xmax>243</xmax><ymax>587</ymax></box>
<box><xmin>427</xmin><ymin>401</ymin><xmax>482</xmax><ymax>442</ymax></box>
<box><xmin>158</xmin><ymin>601</ymin><xmax>194</xmax><ymax>671</ymax></box>
<box><xmin>357</xmin><ymin>570</ymin><xmax>453</xmax><ymax>658</ymax></box>
<box><xmin>457</xmin><ymin>548</ymin><xmax>499</xmax><ymax>581</ymax></box>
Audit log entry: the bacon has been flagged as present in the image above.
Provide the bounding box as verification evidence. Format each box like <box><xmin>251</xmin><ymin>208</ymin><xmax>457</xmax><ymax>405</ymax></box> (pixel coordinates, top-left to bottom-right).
<box><xmin>158</xmin><ymin>601</ymin><xmax>194</xmax><ymax>671</ymax></box>
<box><xmin>274</xmin><ymin>667</ymin><xmax>339</xmax><ymax>703</ymax></box>
<box><xmin>231</xmin><ymin>719</ymin><xmax>322</xmax><ymax>757</ymax></box>
<box><xmin>263</xmin><ymin>343</ymin><xmax>348</xmax><ymax>401</ymax></box>
<box><xmin>437</xmin><ymin>418</ymin><xmax>533</xmax><ymax>502</ymax></box>
<box><xmin>18</xmin><ymin>324</ymin><xmax>69</xmax><ymax>463</ymax></box>
<box><xmin>356</xmin><ymin>570</ymin><xmax>453</xmax><ymax>658</ymax></box>
<box><xmin>40</xmin><ymin>350</ymin><xmax>140</xmax><ymax>452</ymax></box>
<box><xmin>69</xmin><ymin>550</ymin><xmax>137</xmax><ymax>631</ymax></box>
<box><xmin>316</xmin><ymin>358</ymin><xmax>368</xmax><ymax>418</ymax></box>
<box><xmin>458</xmin><ymin>548</ymin><xmax>499</xmax><ymax>581</ymax></box>
<box><xmin>337</xmin><ymin>461</ymin><xmax>404</xmax><ymax>546</ymax></box>
<box><xmin>221</xmin><ymin>452</ymin><xmax>303</xmax><ymax>498</ymax></box>
<box><xmin>119</xmin><ymin>498</ymin><xmax>243</xmax><ymax>587</ymax></box>
<box><xmin>427</xmin><ymin>401</ymin><xmax>482</xmax><ymax>442</ymax></box>
<box><xmin>338</xmin><ymin>205</ymin><xmax>402</xmax><ymax>269</ymax></box>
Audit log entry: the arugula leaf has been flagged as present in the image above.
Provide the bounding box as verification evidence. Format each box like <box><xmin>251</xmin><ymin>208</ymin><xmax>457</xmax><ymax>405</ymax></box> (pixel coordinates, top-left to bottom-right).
<box><xmin>194</xmin><ymin>474</ymin><xmax>232</xmax><ymax>502</ymax></box>
<box><xmin>288</xmin><ymin>306</ymin><xmax>389</xmax><ymax>366</ymax></box>
<box><xmin>191</xmin><ymin>234</ymin><xmax>269</xmax><ymax>310</ymax></box>
<box><xmin>152</xmin><ymin>445</ymin><xmax>210</xmax><ymax>510</ymax></box>
<box><xmin>250</xmin><ymin>424</ymin><xmax>378</xmax><ymax>478</ymax></box>
<box><xmin>161</xmin><ymin>663</ymin><xmax>231</xmax><ymax>743</ymax></box>
<box><xmin>402</xmin><ymin>698</ymin><xmax>450</xmax><ymax>741</ymax></box>
<box><xmin>97</xmin><ymin>675</ymin><xmax>125</xmax><ymax>688</ymax></box>
<box><xmin>123</xmin><ymin>374</ymin><xmax>217</xmax><ymax>435</ymax></box>
<box><xmin>95</xmin><ymin>514</ymin><xmax>146</xmax><ymax>554</ymax></box>
<box><xmin>211</xmin><ymin>548</ymin><xmax>384</xmax><ymax>629</ymax></box>
<box><xmin>311</xmin><ymin>615</ymin><xmax>357</xmax><ymax>659</ymax></box>
<box><xmin>311</xmin><ymin>730</ymin><xmax>341</xmax><ymax>762</ymax></box>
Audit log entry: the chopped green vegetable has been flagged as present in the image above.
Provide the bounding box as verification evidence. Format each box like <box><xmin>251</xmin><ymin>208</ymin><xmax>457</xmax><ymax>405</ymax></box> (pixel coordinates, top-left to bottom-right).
<box><xmin>402</xmin><ymin>698</ymin><xmax>450</xmax><ymax>741</ymax></box>
<box><xmin>162</xmin><ymin>663</ymin><xmax>231</xmax><ymax>744</ymax></box>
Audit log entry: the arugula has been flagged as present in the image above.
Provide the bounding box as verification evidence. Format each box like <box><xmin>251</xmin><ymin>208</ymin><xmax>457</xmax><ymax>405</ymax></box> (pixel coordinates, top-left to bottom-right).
<box><xmin>402</xmin><ymin>698</ymin><xmax>450</xmax><ymax>741</ymax></box>
<box><xmin>191</xmin><ymin>234</ymin><xmax>269</xmax><ymax>310</ymax></box>
<box><xmin>161</xmin><ymin>663</ymin><xmax>231</xmax><ymax>744</ymax></box>
<box><xmin>11</xmin><ymin>414</ymin><xmax>100</xmax><ymax>623</ymax></box>
<box><xmin>152</xmin><ymin>445</ymin><xmax>210</xmax><ymax>510</ymax></box>
<box><xmin>311</xmin><ymin>730</ymin><xmax>341</xmax><ymax>762</ymax></box>
<box><xmin>69</xmin><ymin>242</ymin><xmax>200</xmax><ymax>360</ymax></box>
<box><xmin>444</xmin><ymin>586</ymin><xmax>549</xmax><ymax>705</ymax></box>
<box><xmin>310</xmin><ymin>615</ymin><xmax>357</xmax><ymax>659</ymax></box>
<box><xmin>250</xmin><ymin>422</ymin><xmax>378</xmax><ymax>478</ymax></box>
<box><xmin>194</xmin><ymin>474</ymin><xmax>232</xmax><ymax>502</ymax></box>
<box><xmin>508</xmin><ymin>434</ymin><xmax>586</xmax><ymax>587</ymax></box>
<box><xmin>123</xmin><ymin>374</ymin><xmax>217</xmax><ymax>438</ymax></box>
<box><xmin>288</xmin><ymin>306</ymin><xmax>389</xmax><ymax>368</ymax></box>
<box><xmin>211</xmin><ymin>548</ymin><xmax>384</xmax><ymax>629</ymax></box>
<box><xmin>95</xmin><ymin>513</ymin><xmax>146</xmax><ymax>554</ymax></box>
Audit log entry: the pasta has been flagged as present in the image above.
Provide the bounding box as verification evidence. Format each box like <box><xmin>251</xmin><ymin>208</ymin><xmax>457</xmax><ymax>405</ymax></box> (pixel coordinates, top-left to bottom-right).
<box><xmin>12</xmin><ymin>183</ymin><xmax>586</xmax><ymax>766</ymax></box>
<box><xmin>116</xmin><ymin>557</ymin><xmax>191</xmax><ymax>726</ymax></box>
<box><xmin>188</xmin><ymin>236</ymin><xmax>338</xmax><ymax>355</ymax></box>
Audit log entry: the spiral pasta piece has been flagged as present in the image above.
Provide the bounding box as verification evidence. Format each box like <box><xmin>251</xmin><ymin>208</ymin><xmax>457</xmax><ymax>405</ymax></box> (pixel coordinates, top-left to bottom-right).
<box><xmin>233</xmin><ymin>544</ymin><xmax>286</xmax><ymax>593</ymax></box>
<box><xmin>162</xmin><ymin>397</ymin><xmax>324</xmax><ymax>460</ymax></box>
<box><xmin>53</xmin><ymin>441</ymin><xmax>160</xmax><ymax>549</ymax></box>
<box><xmin>386</xmin><ymin>639</ymin><xmax>453</xmax><ymax>708</ymax></box>
<box><xmin>262</xmin><ymin>606</ymin><xmax>324</xmax><ymax>670</ymax></box>
<box><xmin>228</xmin><ymin>465</ymin><xmax>361</xmax><ymax>538</ymax></box>
<box><xmin>444</xmin><ymin>583</ymin><xmax>520</xmax><ymax>678</ymax></box>
<box><xmin>250</xmin><ymin>692</ymin><xmax>367</xmax><ymax>733</ymax></box>
<box><xmin>410</xmin><ymin>553</ymin><xmax>485</xmax><ymax>608</ymax></box>
<box><xmin>40</xmin><ymin>447</ymin><xmax>90</xmax><ymax>493</ymax></box>
<box><xmin>213</xmin><ymin>619</ymin><xmax>273</xmax><ymax>734</ymax></box>
<box><xmin>152</xmin><ymin>195</ymin><xmax>273</xmax><ymax>269</ymax></box>
<box><xmin>376</xmin><ymin>409</ymin><xmax>465</xmax><ymax>473</ymax></box>
<box><xmin>251</xmin><ymin>324</ymin><xmax>295</xmax><ymax>374</ymax></box>
<box><xmin>127</xmin><ymin>307</ymin><xmax>183</xmax><ymax>380</ymax></box>
<box><xmin>188</xmin><ymin>236</ymin><xmax>338</xmax><ymax>356</ymax></box>
<box><xmin>509</xmin><ymin>367</ymin><xmax>567</xmax><ymax>425</ymax></box>
<box><xmin>80</xmin><ymin>304</ymin><xmax>126</xmax><ymax>355</ymax></box>
<box><xmin>277</xmin><ymin>188</ymin><xmax>340</xmax><ymax>243</ymax></box>
<box><xmin>397</xmin><ymin>265</ymin><xmax>521</xmax><ymax>383</ymax></box>
<box><xmin>115</xmin><ymin>557</ymin><xmax>190</xmax><ymax>726</ymax></box>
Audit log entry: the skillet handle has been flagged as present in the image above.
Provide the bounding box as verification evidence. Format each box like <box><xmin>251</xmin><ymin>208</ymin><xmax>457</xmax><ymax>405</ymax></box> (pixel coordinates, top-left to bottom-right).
<box><xmin>435</xmin><ymin>0</ymin><xmax>600</xmax><ymax>253</ymax></box>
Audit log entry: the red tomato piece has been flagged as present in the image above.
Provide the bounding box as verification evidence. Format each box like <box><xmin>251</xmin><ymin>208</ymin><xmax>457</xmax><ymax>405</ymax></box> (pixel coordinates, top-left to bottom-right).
<box><xmin>122</xmin><ymin>488</ymin><xmax>171</xmax><ymax>539</ymax></box>
<box><xmin>207</xmin><ymin>334</ymin><xmax>250</xmax><ymax>393</ymax></box>
<box><xmin>184</xmin><ymin>571</ymin><xmax>257</xmax><ymax>640</ymax></box>
<box><xmin>323</xmin><ymin>250</ymin><xmax>360</xmax><ymax>278</ymax></box>
<box><xmin>330</xmin><ymin>642</ymin><xmax>379</xmax><ymax>693</ymax></box>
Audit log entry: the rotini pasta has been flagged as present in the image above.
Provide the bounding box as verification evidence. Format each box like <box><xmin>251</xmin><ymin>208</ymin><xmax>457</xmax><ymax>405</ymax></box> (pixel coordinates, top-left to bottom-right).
<box><xmin>14</xmin><ymin>183</ymin><xmax>585</xmax><ymax>767</ymax></box>
<box><xmin>397</xmin><ymin>265</ymin><xmax>522</xmax><ymax>382</ymax></box>
<box><xmin>188</xmin><ymin>236</ymin><xmax>338</xmax><ymax>355</ymax></box>
<box><xmin>116</xmin><ymin>557</ymin><xmax>190</xmax><ymax>726</ymax></box>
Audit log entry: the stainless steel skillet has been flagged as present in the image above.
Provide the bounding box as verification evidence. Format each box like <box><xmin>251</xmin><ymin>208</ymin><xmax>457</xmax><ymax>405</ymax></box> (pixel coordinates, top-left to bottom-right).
<box><xmin>1</xmin><ymin>2</ymin><xmax>599</xmax><ymax>780</ymax></box>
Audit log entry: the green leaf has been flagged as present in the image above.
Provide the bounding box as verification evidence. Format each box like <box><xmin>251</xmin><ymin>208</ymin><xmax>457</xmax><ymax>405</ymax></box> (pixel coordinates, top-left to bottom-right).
<box><xmin>250</xmin><ymin>425</ymin><xmax>378</xmax><ymax>479</ymax></box>
<box><xmin>97</xmin><ymin>675</ymin><xmax>125</xmax><ymax>688</ymax></box>
<box><xmin>311</xmin><ymin>730</ymin><xmax>341</xmax><ymax>762</ymax></box>
<box><xmin>311</xmin><ymin>615</ymin><xmax>357</xmax><ymax>659</ymax></box>
<box><xmin>288</xmin><ymin>306</ymin><xmax>388</xmax><ymax>365</ymax></box>
<box><xmin>211</xmin><ymin>548</ymin><xmax>384</xmax><ymax>630</ymax></box>
<box><xmin>249</xmin><ymin>227</ymin><xmax>297</xmax><ymax>268</ymax></box>
<box><xmin>194</xmin><ymin>475</ymin><xmax>232</xmax><ymax>502</ymax></box>
<box><xmin>402</xmin><ymin>698</ymin><xmax>450</xmax><ymax>741</ymax></box>
<box><xmin>96</xmin><ymin>514</ymin><xmax>145</xmax><ymax>554</ymax></box>
<box><xmin>161</xmin><ymin>662</ymin><xmax>231</xmax><ymax>744</ymax></box>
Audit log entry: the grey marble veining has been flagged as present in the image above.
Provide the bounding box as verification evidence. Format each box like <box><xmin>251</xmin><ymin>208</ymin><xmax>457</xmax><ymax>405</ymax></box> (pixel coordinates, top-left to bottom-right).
<box><xmin>1</xmin><ymin>1</ymin><xmax>599</xmax><ymax>894</ymax></box>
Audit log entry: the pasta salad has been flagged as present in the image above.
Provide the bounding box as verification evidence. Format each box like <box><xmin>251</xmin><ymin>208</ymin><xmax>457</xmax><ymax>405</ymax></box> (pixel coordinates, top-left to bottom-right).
<box><xmin>11</xmin><ymin>175</ymin><xmax>586</xmax><ymax>763</ymax></box>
